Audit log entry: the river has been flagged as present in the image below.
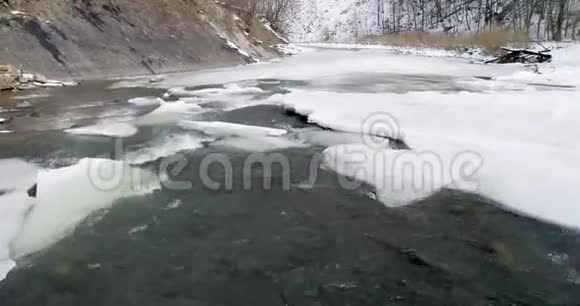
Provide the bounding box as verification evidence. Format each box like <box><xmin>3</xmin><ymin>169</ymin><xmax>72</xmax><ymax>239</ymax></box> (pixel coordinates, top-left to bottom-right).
<box><xmin>1</xmin><ymin>46</ymin><xmax>579</xmax><ymax>305</ymax></box>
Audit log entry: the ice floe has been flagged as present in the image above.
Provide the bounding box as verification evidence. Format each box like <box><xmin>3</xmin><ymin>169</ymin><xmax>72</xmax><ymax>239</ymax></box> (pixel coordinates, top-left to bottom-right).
<box><xmin>179</xmin><ymin>121</ymin><xmax>287</xmax><ymax>137</ymax></box>
<box><xmin>0</xmin><ymin>159</ymin><xmax>39</xmax><ymax>191</ymax></box>
<box><xmin>15</xmin><ymin>101</ymin><xmax>33</xmax><ymax>109</ymax></box>
<box><xmin>66</xmin><ymin>122</ymin><xmax>138</xmax><ymax>138</ymax></box>
<box><xmin>296</xmin><ymin>128</ymin><xmax>389</xmax><ymax>147</ymax></box>
<box><xmin>164</xmin><ymin>199</ymin><xmax>182</xmax><ymax>210</ymax></box>
<box><xmin>11</xmin><ymin>158</ymin><xmax>160</xmax><ymax>258</ymax></box>
<box><xmin>279</xmin><ymin>88</ymin><xmax>580</xmax><ymax>229</ymax></box>
<box><xmin>128</xmin><ymin>96</ymin><xmax>164</xmax><ymax>107</ymax></box>
<box><xmin>157</xmin><ymin>48</ymin><xmax>518</xmax><ymax>89</ymax></box>
<box><xmin>125</xmin><ymin>134</ymin><xmax>209</xmax><ymax>165</ymax></box>
<box><xmin>210</xmin><ymin>135</ymin><xmax>307</xmax><ymax>152</ymax></box>
<box><xmin>128</xmin><ymin>225</ymin><xmax>148</xmax><ymax>235</ymax></box>
<box><xmin>0</xmin><ymin>159</ymin><xmax>39</xmax><ymax>282</ymax></box>
<box><xmin>167</xmin><ymin>84</ymin><xmax>263</xmax><ymax>98</ymax></box>
<box><xmin>322</xmin><ymin>144</ymin><xmax>477</xmax><ymax>207</ymax></box>
<box><xmin>11</xmin><ymin>93</ymin><xmax>50</xmax><ymax>101</ymax></box>
<box><xmin>134</xmin><ymin>100</ymin><xmax>203</xmax><ymax>126</ymax></box>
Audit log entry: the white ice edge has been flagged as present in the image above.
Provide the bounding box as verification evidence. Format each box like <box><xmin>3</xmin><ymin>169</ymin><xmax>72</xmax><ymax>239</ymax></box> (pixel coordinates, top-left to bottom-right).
<box><xmin>125</xmin><ymin>134</ymin><xmax>209</xmax><ymax>165</ymax></box>
<box><xmin>283</xmin><ymin>87</ymin><xmax>580</xmax><ymax>229</ymax></box>
<box><xmin>65</xmin><ymin>122</ymin><xmax>138</xmax><ymax>138</ymax></box>
<box><xmin>0</xmin><ymin>158</ymin><xmax>160</xmax><ymax>282</ymax></box>
<box><xmin>179</xmin><ymin>120</ymin><xmax>287</xmax><ymax>137</ymax></box>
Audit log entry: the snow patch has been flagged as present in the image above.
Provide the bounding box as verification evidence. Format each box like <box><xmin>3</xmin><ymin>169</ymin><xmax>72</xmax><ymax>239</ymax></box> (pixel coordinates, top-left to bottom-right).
<box><xmin>261</xmin><ymin>19</ymin><xmax>289</xmax><ymax>43</ymax></box>
<box><xmin>225</xmin><ymin>40</ymin><xmax>260</xmax><ymax>63</ymax></box>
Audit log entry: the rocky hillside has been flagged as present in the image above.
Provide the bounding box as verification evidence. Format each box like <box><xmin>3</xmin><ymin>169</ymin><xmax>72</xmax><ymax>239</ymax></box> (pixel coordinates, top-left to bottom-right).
<box><xmin>0</xmin><ymin>0</ymin><xmax>284</xmax><ymax>80</ymax></box>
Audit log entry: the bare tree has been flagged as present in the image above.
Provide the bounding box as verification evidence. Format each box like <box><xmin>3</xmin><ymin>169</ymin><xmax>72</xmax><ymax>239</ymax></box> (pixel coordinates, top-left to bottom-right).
<box><xmin>259</xmin><ymin>0</ymin><xmax>295</xmax><ymax>30</ymax></box>
<box><xmin>367</xmin><ymin>0</ymin><xmax>580</xmax><ymax>40</ymax></box>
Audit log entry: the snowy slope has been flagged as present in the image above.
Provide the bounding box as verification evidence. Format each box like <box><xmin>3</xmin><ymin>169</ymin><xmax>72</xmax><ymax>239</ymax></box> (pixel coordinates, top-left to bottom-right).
<box><xmin>285</xmin><ymin>0</ymin><xmax>490</xmax><ymax>42</ymax></box>
<box><xmin>285</xmin><ymin>0</ymin><xmax>380</xmax><ymax>42</ymax></box>
<box><xmin>285</xmin><ymin>0</ymin><xmax>580</xmax><ymax>43</ymax></box>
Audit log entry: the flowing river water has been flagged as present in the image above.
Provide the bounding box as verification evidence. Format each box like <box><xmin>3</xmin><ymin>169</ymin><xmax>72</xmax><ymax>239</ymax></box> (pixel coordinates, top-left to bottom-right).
<box><xmin>0</xmin><ymin>47</ymin><xmax>579</xmax><ymax>305</ymax></box>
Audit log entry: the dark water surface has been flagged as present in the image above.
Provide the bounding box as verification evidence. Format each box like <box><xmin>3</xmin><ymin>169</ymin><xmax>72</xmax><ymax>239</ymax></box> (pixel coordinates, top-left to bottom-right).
<box><xmin>1</xmin><ymin>78</ymin><xmax>580</xmax><ymax>306</ymax></box>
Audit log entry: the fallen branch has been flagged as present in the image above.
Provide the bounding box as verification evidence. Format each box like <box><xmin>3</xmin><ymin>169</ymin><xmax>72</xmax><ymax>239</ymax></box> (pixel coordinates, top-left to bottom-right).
<box><xmin>486</xmin><ymin>47</ymin><xmax>552</xmax><ymax>64</ymax></box>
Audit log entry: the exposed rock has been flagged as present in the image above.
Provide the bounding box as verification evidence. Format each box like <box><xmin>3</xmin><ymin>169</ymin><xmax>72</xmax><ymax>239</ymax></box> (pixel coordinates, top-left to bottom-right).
<box><xmin>1</xmin><ymin>63</ymin><xmax>76</xmax><ymax>91</ymax></box>
<box><xmin>27</xmin><ymin>183</ymin><xmax>37</xmax><ymax>198</ymax></box>
<box><xmin>0</xmin><ymin>0</ymin><xmax>285</xmax><ymax>79</ymax></box>
<box><xmin>0</xmin><ymin>64</ymin><xmax>22</xmax><ymax>91</ymax></box>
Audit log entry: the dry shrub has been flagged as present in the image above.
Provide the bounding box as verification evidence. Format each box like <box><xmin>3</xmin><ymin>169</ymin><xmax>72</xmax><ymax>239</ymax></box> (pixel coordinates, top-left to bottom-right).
<box><xmin>365</xmin><ymin>30</ymin><xmax>529</xmax><ymax>53</ymax></box>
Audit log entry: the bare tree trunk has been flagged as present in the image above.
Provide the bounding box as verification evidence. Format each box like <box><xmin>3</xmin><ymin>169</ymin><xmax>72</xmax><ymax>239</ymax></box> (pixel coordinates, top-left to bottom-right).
<box><xmin>537</xmin><ymin>0</ymin><xmax>548</xmax><ymax>39</ymax></box>
<box><xmin>553</xmin><ymin>0</ymin><xmax>569</xmax><ymax>41</ymax></box>
<box><xmin>246</xmin><ymin>0</ymin><xmax>258</xmax><ymax>27</ymax></box>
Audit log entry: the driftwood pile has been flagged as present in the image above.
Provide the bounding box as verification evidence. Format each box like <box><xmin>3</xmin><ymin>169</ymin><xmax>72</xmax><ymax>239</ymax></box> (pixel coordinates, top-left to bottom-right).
<box><xmin>486</xmin><ymin>47</ymin><xmax>552</xmax><ymax>64</ymax></box>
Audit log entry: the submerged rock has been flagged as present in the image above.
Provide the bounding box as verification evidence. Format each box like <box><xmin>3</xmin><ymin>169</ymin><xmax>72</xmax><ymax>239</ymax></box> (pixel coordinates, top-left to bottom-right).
<box><xmin>27</xmin><ymin>183</ymin><xmax>37</xmax><ymax>198</ymax></box>
<box><xmin>16</xmin><ymin>101</ymin><xmax>33</xmax><ymax>109</ymax></box>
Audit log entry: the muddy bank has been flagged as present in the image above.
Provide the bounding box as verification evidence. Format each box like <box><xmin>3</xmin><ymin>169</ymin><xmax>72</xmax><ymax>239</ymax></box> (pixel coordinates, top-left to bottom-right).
<box><xmin>0</xmin><ymin>0</ymin><xmax>283</xmax><ymax>79</ymax></box>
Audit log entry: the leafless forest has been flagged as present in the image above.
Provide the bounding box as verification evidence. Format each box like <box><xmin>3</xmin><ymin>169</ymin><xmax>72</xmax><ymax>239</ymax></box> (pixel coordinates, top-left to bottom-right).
<box><xmin>378</xmin><ymin>0</ymin><xmax>580</xmax><ymax>41</ymax></box>
<box><xmin>234</xmin><ymin>0</ymin><xmax>580</xmax><ymax>41</ymax></box>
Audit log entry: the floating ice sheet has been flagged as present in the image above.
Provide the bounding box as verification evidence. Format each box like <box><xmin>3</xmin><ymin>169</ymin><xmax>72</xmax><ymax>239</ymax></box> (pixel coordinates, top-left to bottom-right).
<box><xmin>179</xmin><ymin>121</ymin><xmax>287</xmax><ymax>137</ymax></box>
<box><xmin>66</xmin><ymin>122</ymin><xmax>138</xmax><ymax>138</ymax></box>
<box><xmin>11</xmin><ymin>158</ymin><xmax>160</xmax><ymax>258</ymax></box>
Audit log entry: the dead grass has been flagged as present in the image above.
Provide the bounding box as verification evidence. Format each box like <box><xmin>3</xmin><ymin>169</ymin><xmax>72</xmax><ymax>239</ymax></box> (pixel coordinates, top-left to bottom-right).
<box><xmin>364</xmin><ymin>30</ymin><xmax>530</xmax><ymax>53</ymax></box>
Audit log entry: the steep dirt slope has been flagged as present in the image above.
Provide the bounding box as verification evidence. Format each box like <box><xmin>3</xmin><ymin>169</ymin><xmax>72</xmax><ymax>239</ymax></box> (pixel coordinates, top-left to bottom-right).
<box><xmin>0</xmin><ymin>0</ymin><xmax>283</xmax><ymax>79</ymax></box>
